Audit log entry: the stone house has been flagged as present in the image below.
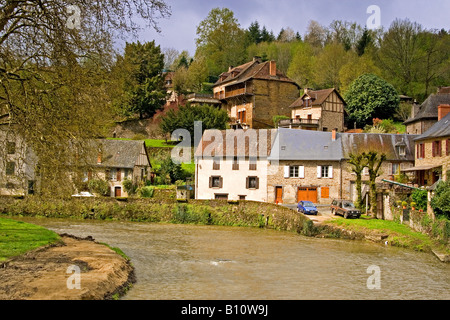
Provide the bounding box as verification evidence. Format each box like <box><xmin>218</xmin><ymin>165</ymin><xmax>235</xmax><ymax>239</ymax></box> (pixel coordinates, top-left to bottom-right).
<box><xmin>0</xmin><ymin>124</ymin><xmax>38</xmax><ymax>196</ymax></box>
<box><xmin>84</xmin><ymin>140</ymin><xmax>152</xmax><ymax>198</ymax></box>
<box><xmin>194</xmin><ymin>129</ymin><xmax>276</xmax><ymax>201</ymax></box>
<box><xmin>213</xmin><ymin>57</ymin><xmax>300</xmax><ymax>130</ymax></box>
<box><xmin>279</xmin><ymin>88</ymin><xmax>346</xmax><ymax>133</ymax></box>
<box><xmin>267</xmin><ymin>128</ymin><xmax>344</xmax><ymax>204</ymax></box>
<box><xmin>403</xmin><ymin>108</ymin><xmax>450</xmax><ymax>187</ymax></box>
<box><xmin>404</xmin><ymin>87</ymin><xmax>450</xmax><ymax>135</ymax></box>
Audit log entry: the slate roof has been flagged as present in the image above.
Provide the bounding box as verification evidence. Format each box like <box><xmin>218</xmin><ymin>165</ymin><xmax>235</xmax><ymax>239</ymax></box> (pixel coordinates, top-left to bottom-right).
<box><xmin>94</xmin><ymin>140</ymin><xmax>149</xmax><ymax>169</ymax></box>
<box><xmin>404</xmin><ymin>93</ymin><xmax>450</xmax><ymax>124</ymax></box>
<box><xmin>195</xmin><ymin>129</ymin><xmax>277</xmax><ymax>159</ymax></box>
<box><xmin>214</xmin><ymin>59</ymin><xmax>299</xmax><ymax>89</ymax></box>
<box><xmin>414</xmin><ymin>112</ymin><xmax>450</xmax><ymax>141</ymax></box>
<box><xmin>340</xmin><ymin>133</ymin><xmax>418</xmax><ymax>161</ymax></box>
<box><xmin>268</xmin><ymin>128</ymin><xmax>343</xmax><ymax>161</ymax></box>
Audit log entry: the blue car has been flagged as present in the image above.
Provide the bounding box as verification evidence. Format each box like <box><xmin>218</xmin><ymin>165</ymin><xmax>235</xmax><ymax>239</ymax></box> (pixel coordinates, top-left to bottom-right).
<box><xmin>297</xmin><ymin>201</ymin><xmax>318</xmax><ymax>215</ymax></box>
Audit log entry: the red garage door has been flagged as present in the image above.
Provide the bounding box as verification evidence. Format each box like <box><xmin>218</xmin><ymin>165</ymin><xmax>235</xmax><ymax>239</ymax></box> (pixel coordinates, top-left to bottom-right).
<box><xmin>298</xmin><ymin>187</ymin><xmax>318</xmax><ymax>203</ymax></box>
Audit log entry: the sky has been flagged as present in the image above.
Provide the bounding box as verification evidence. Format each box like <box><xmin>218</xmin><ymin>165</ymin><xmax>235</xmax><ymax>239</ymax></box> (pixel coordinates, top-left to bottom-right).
<box><xmin>129</xmin><ymin>0</ymin><xmax>450</xmax><ymax>55</ymax></box>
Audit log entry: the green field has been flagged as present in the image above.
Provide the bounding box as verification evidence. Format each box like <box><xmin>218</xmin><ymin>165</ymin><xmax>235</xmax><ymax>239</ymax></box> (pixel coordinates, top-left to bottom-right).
<box><xmin>0</xmin><ymin>218</ymin><xmax>61</xmax><ymax>262</ymax></box>
<box><xmin>108</xmin><ymin>138</ymin><xmax>176</xmax><ymax>149</ymax></box>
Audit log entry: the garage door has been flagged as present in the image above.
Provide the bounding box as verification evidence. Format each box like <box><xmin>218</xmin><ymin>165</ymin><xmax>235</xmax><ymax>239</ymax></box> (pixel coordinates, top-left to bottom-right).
<box><xmin>297</xmin><ymin>187</ymin><xmax>318</xmax><ymax>203</ymax></box>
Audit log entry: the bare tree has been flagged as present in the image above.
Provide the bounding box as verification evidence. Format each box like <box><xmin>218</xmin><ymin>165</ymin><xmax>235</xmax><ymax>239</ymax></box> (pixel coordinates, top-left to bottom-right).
<box><xmin>0</xmin><ymin>0</ymin><xmax>171</xmax><ymax>196</ymax></box>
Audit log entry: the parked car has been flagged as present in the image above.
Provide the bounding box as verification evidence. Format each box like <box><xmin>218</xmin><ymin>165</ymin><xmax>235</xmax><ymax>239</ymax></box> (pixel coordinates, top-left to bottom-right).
<box><xmin>297</xmin><ymin>201</ymin><xmax>318</xmax><ymax>215</ymax></box>
<box><xmin>331</xmin><ymin>199</ymin><xmax>361</xmax><ymax>219</ymax></box>
<box><xmin>72</xmin><ymin>192</ymin><xmax>95</xmax><ymax>198</ymax></box>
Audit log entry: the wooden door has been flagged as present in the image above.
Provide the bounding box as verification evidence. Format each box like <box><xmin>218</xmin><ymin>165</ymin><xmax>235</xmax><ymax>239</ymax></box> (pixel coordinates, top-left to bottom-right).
<box><xmin>275</xmin><ymin>187</ymin><xmax>283</xmax><ymax>204</ymax></box>
<box><xmin>115</xmin><ymin>187</ymin><xmax>122</xmax><ymax>198</ymax></box>
<box><xmin>298</xmin><ymin>187</ymin><xmax>318</xmax><ymax>203</ymax></box>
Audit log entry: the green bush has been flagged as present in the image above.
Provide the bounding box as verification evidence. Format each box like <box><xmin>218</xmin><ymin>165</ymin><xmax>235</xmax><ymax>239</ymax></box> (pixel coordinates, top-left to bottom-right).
<box><xmin>88</xmin><ymin>179</ymin><xmax>110</xmax><ymax>197</ymax></box>
<box><xmin>430</xmin><ymin>180</ymin><xmax>450</xmax><ymax>219</ymax></box>
<box><xmin>138</xmin><ymin>186</ymin><xmax>155</xmax><ymax>198</ymax></box>
<box><xmin>411</xmin><ymin>189</ymin><xmax>428</xmax><ymax>211</ymax></box>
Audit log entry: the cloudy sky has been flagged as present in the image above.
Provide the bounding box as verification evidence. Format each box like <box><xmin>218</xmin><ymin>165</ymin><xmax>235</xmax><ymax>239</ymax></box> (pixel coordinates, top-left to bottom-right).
<box><xmin>131</xmin><ymin>0</ymin><xmax>450</xmax><ymax>55</ymax></box>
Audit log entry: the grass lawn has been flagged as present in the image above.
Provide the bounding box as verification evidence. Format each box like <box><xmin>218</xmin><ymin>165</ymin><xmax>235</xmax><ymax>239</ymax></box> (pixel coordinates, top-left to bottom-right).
<box><xmin>107</xmin><ymin>138</ymin><xmax>176</xmax><ymax>149</ymax></box>
<box><xmin>0</xmin><ymin>218</ymin><xmax>61</xmax><ymax>262</ymax></box>
<box><xmin>328</xmin><ymin>215</ymin><xmax>435</xmax><ymax>252</ymax></box>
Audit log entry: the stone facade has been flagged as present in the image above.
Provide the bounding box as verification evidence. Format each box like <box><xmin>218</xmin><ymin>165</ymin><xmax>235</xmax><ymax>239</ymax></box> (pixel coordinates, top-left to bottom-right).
<box><xmin>414</xmin><ymin>137</ymin><xmax>450</xmax><ymax>185</ymax></box>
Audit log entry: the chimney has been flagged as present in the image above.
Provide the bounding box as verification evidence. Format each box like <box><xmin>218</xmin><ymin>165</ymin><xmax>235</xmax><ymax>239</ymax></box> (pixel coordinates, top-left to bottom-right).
<box><xmin>332</xmin><ymin>128</ymin><xmax>338</xmax><ymax>141</ymax></box>
<box><xmin>253</xmin><ymin>56</ymin><xmax>262</xmax><ymax>63</ymax></box>
<box><xmin>97</xmin><ymin>152</ymin><xmax>102</xmax><ymax>164</ymax></box>
<box><xmin>438</xmin><ymin>104</ymin><xmax>450</xmax><ymax>121</ymax></box>
<box><xmin>269</xmin><ymin>61</ymin><xmax>277</xmax><ymax>77</ymax></box>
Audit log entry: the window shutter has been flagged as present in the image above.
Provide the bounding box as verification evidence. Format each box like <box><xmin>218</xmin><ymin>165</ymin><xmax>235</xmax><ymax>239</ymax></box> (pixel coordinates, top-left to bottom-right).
<box><xmin>328</xmin><ymin>166</ymin><xmax>333</xmax><ymax>179</ymax></box>
<box><xmin>299</xmin><ymin>166</ymin><xmax>305</xmax><ymax>179</ymax></box>
<box><xmin>246</xmin><ymin>177</ymin><xmax>250</xmax><ymax>189</ymax></box>
<box><xmin>255</xmin><ymin>177</ymin><xmax>260</xmax><ymax>190</ymax></box>
<box><xmin>317</xmin><ymin>166</ymin><xmax>322</xmax><ymax>178</ymax></box>
<box><xmin>219</xmin><ymin>177</ymin><xmax>223</xmax><ymax>188</ymax></box>
<box><xmin>388</xmin><ymin>163</ymin><xmax>393</xmax><ymax>175</ymax></box>
<box><xmin>284</xmin><ymin>166</ymin><xmax>290</xmax><ymax>178</ymax></box>
<box><xmin>209</xmin><ymin>177</ymin><xmax>213</xmax><ymax>188</ymax></box>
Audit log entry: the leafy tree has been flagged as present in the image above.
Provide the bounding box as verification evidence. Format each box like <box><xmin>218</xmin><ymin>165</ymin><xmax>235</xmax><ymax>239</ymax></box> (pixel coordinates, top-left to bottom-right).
<box><xmin>411</xmin><ymin>189</ymin><xmax>428</xmax><ymax>212</ymax></box>
<box><xmin>114</xmin><ymin>41</ymin><xmax>167</xmax><ymax>119</ymax></box>
<box><xmin>160</xmin><ymin>156</ymin><xmax>185</xmax><ymax>184</ymax></box>
<box><xmin>0</xmin><ymin>0</ymin><xmax>170</xmax><ymax>196</ymax></box>
<box><xmin>344</xmin><ymin>74</ymin><xmax>400</xmax><ymax>128</ymax></box>
<box><xmin>159</xmin><ymin>104</ymin><xmax>229</xmax><ymax>143</ymax></box>
<box><xmin>347</xmin><ymin>153</ymin><xmax>368</xmax><ymax>209</ymax></box>
<box><xmin>195</xmin><ymin>8</ymin><xmax>246</xmax><ymax>77</ymax></box>
<box><xmin>304</xmin><ymin>20</ymin><xmax>329</xmax><ymax>49</ymax></box>
<box><xmin>430</xmin><ymin>180</ymin><xmax>450</xmax><ymax>219</ymax></box>
<box><xmin>261</xmin><ymin>26</ymin><xmax>276</xmax><ymax>43</ymax></box>
<box><xmin>313</xmin><ymin>42</ymin><xmax>350</xmax><ymax>90</ymax></box>
<box><xmin>287</xmin><ymin>42</ymin><xmax>315</xmax><ymax>89</ymax></box>
<box><xmin>356</xmin><ymin>27</ymin><xmax>373</xmax><ymax>56</ymax></box>
<box><xmin>364</xmin><ymin>151</ymin><xmax>387</xmax><ymax>216</ymax></box>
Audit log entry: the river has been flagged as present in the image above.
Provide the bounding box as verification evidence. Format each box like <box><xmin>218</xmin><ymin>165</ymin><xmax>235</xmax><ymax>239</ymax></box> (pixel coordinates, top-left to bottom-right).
<box><xmin>16</xmin><ymin>218</ymin><xmax>450</xmax><ymax>300</ymax></box>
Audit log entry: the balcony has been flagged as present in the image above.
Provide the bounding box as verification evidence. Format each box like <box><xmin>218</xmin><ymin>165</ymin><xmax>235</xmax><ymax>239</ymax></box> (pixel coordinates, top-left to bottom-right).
<box><xmin>278</xmin><ymin>118</ymin><xmax>320</xmax><ymax>128</ymax></box>
<box><xmin>215</xmin><ymin>87</ymin><xmax>253</xmax><ymax>100</ymax></box>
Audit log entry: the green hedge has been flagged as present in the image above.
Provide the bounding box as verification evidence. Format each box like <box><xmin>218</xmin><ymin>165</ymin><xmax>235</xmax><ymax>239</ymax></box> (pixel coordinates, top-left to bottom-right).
<box><xmin>0</xmin><ymin>197</ymin><xmax>309</xmax><ymax>234</ymax></box>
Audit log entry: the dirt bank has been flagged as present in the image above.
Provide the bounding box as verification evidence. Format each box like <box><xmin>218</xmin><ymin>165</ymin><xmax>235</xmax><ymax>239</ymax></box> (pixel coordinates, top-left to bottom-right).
<box><xmin>0</xmin><ymin>235</ymin><xmax>135</xmax><ymax>300</ymax></box>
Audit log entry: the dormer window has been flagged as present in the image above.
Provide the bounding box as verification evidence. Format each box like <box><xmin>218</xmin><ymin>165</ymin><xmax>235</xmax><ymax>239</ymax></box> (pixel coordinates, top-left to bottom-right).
<box><xmin>398</xmin><ymin>146</ymin><xmax>406</xmax><ymax>157</ymax></box>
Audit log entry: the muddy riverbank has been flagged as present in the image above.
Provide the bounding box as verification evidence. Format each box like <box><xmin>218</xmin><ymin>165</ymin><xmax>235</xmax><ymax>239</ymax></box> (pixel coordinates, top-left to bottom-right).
<box><xmin>0</xmin><ymin>235</ymin><xmax>135</xmax><ymax>300</ymax></box>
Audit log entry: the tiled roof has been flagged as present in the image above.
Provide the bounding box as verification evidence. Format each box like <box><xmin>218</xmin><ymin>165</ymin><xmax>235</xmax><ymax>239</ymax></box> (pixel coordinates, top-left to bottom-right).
<box><xmin>415</xmin><ymin>112</ymin><xmax>450</xmax><ymax>141</ymax></box>
<box><xmin>94</xmin><ymin>140</ymin><xmax>149</xmax><ymax>169</ymax></box>
<box><xmin>289</xmin><ymin>88</ymin><xmax>338</xmax><ymax>108</ymax></box>
<box><xmin>214</xmin><ymin>59</ymin><xmax>299</xmax><ymax>88</ymax></box>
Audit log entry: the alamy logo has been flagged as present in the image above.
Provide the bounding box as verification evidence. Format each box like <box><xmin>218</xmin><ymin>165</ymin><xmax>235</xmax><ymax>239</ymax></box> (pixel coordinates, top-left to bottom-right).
<box><xmin>366</xmin><ymin>5</ymin><xmax>381</xmax><ymax>30</ymax></box>
<box><xmin>67</xmin><ymin>265</ymin><xmax>81</xmax><ymax>290</ymax></box>
<box><xmin>366</xmin><ymin>265</ymin><xmax>381</xmax><ymax>290</ymax></box>
<box><xmin>66</xmin><ymin>5</ymin><xmax>81</xmax><ymax>30</ymax></box>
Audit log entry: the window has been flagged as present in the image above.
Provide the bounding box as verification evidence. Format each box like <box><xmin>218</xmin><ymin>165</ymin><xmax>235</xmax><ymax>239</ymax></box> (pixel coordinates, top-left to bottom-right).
<box><xmin>249</xmin><ymin>158</ymin><xmax>257</xmax><ymax>171</ymax></box>
<box><xmin>215</xmin><ymin>194</ymin><xmax>228</xmax><ymax>200</ymax></box>
<box><xmin>6</xmin><ymin>142</ymin><xmax>16</xmax><ymax>155</ymax></box>
<box><xmin>213</xmin><ymin>157</ymin><xmax>221</xmax><ymax>170</ymax></box>
<box><xmin>432</xmin><ymin>141</ymin><xmax>442</xmax><ymax>157</ymax></box>
<box><xmin>318</xmin><ymin>165</ymin><xmax>333</xmax><ymax>178</ymax></box>
<box><xmin>232</xmin><ymin>157</ymin><xmax>239</xmax><ymax>170</ymax></box>
<box><xmin>210</xmin><ymin>176</ymin><xmax>223</xmax><ymax>189</ymax></box>
<box><xmin>447</xmin><ymin>139</ymin><xmax>450</xmax><ymax>156</ymax></box>
<box><xmin>417</xmin><ymin>143</ymin><xmax>425</xmax><ymax>159</ymax></box>
<box><xmin>6</xmin><ymin>162</ymin><xmax>15</xmax><ymax>176</ymax></box>
<box><xmin>124</xmin><ymin>169</ymin><xmax>131</xmax><ymax>180</ymax></box>
<box><xmin>398</xmin><ymin>146</ymin><xmax>406</xmax><ymax>157</ymax></box>
<box><xmin>285</xmin><ymin>166</ymin><xmax>305</xmax><ymax>178</ymax></box>
<box><xmin>392</xmin><ymin>163</ymin><xmax>400</xmax><ymax>175</ymax></box>
<box><xmin>6</xmin><ymin>183</ymin><xmax>15</xmax><ymax>190</ymax></box>
<box><xmin>239</xmin><ymin>195</ymin><xmax>247</xmax><ymax>201</ymax></box>
<box><xmin>246</xmin><ymin>177</ymin><xmax>259</xmax><ymax>190</ymax></box>
<box><xmin>110</xmin><ymin>168</ymin><xmax>117</xmax><ymax>181</ymax></box>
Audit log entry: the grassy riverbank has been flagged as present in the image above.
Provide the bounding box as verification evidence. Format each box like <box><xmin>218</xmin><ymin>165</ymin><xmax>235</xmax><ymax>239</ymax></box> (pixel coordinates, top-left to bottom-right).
<box><xmin>0</xmin><ymin>218</ymin><xmax>61</xmax><ymax>262</ymax></box>
<box><xmin>324</xmin><ymin>215</ymin><xmax>449</xmax><ymax>254</ymax></box>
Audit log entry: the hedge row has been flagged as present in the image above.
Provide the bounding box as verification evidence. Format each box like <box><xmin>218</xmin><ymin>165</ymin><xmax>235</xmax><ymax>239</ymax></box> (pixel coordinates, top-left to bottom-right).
<box><xmin>0</xmin><ymin>197</ymin><xmax>311</xmax><ymax>234</ymax></box>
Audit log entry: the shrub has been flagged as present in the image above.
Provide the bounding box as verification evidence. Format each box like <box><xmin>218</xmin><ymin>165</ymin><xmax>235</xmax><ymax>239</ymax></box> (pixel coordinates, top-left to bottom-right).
<box><xmin>137</xmin><ymin>186</ymin><xmax>155</xmax><ymax>198</ymax></box>
<box><xmin>88</xmin><ymin>179</ymin><xmax>110</xmax><ymax>197</ymax></box>
<box><xmin>430</xmin><ymin>180</ymin><xmax>450</xmax><ymax>219</ymax></box>
<box><xmin>411</xmin><ymin>189</ymin><xmax>428</xmax><ymax>211</ymax></box>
